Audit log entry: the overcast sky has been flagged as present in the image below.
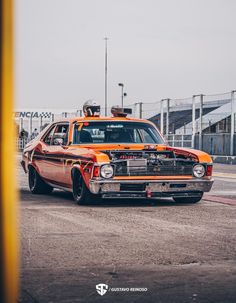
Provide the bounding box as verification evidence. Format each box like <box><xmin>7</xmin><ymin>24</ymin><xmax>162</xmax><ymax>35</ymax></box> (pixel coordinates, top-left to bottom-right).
<box><xmin>15</xmin><ymin>0</ymin><xmax>236</xmax><ymax>111</ymax></box>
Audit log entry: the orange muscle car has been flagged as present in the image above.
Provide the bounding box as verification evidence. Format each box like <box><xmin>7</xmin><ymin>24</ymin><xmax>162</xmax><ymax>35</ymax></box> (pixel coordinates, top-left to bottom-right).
<box><xmin>21</xmin><ymin>103</ymin><xmax>214</xmax><ymax>205</ymax></box>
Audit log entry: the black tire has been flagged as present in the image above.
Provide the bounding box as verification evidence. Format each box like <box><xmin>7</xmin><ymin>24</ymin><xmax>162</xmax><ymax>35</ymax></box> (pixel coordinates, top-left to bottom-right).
<box><xmin>173</xmin><ymin>194</ymin><xmax>203</xmax><ymax>204</ymax></box>
<box><xmin>72</xmin><ymin>170</ymin><xmax>99</xmax><ymax>205</ymax></box>
<box><xmin>28</xmin><ymin>166</ymin><xmax>53</xmax><ymax>194</ymax></box>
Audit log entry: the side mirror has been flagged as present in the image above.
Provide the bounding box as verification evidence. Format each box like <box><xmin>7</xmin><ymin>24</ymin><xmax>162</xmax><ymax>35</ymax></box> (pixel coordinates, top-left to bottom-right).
<box><xmin>53</xmin><ymin>137</ymin><xmax>64</xmax><ymax>146</ymax></box>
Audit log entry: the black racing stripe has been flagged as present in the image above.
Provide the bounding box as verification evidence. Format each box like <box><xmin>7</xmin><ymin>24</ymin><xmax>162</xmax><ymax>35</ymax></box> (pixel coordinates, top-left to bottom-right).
<box><xmin>65</xmin><ymin>154</ymin><xmax>92</xmax><ymax>161</ymax></box>
<box><xmin>33</xmin><ymin>152</ymin><xmax>43</xmax><ymax>157</ymax></box>
<box><xmin>44</xmin><ymin>157</ymin><xmax>62</xmax><ymax>163</ymax></box>
<box><xmin>33</xmin><ymin>155</ymin><xmax>61</xmax><ymax>163</ymax></box>
<box><xmin>42</xmin><ymin>153</ymin><xmax>92</xmax><ymax>162</ymax></box>
<box><xmin>33</xmin><ymin>155</ymin><xmax>44</xmax><ymax>160</ymax></box>
<box><xmin>43</xmin><ymin>154</ymin><xmax>63</xmax><ymax>161</ymax></box>
<box><xmin>43</xmin><ymin>155</ymin><xmax>91</xmax><ymax>164</ymax></box>
<box><xmin>33</xmin><ymin>150</ymin><xmax>93</xmax><ymax>162</ymax></box>
<box><xmin>33</xmin><ymin>154</ymin><xmax>91</xmax><ymax>165</ymax></box>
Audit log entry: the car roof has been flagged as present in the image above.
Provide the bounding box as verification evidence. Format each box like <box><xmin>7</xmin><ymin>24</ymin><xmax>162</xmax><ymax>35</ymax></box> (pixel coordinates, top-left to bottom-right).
<box><xmin>55</xmin><ymin>116</ymin><xmax>154</xmax><ymax>124</ymax></box>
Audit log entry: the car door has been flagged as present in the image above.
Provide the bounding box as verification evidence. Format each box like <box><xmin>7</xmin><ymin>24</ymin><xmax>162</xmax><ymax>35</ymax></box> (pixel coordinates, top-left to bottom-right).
<box><xmin>36</xmin><ymin>124</ymin><xmax>57</xmax><ymax>179</ymax></box>
<box><xmin>41</xmin><ymin>123</ymin><xmax>69</xmax><ymax>186</ymax></box>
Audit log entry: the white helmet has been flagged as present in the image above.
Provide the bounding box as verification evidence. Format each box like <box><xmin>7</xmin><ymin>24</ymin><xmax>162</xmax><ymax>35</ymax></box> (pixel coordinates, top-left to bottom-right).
<box><xmin>83</xmin><ymin>100</ymin><xmax>100</xmax><ymax>117</ymax></box>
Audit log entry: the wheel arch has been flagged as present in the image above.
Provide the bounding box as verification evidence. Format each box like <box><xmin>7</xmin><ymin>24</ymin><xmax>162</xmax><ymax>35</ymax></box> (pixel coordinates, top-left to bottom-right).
<box><xmin>28</xmin><ymin>163</ymin><xmax>39</xmax><ymax>173</ymax></box>
<box><xmin>71</xmin><ymin>165</ymin><xmax>90</xmax><ymax>191</ymax></box>
<box><xmin>71</xmin><ymin>165</ymin><xmax>83</xmax><ymax>180</ymax></box>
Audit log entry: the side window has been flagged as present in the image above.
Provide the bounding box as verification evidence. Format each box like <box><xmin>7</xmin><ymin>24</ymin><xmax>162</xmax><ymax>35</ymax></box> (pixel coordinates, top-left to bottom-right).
<box><xmin>43</xmin><ymin>126</ymin><xmax>56</xmax><ymax>145</ymax></box>
<box><xmin>51</xmin><ymin>124</ymin><xmax>69</xmax><ymax>145</ymax></box>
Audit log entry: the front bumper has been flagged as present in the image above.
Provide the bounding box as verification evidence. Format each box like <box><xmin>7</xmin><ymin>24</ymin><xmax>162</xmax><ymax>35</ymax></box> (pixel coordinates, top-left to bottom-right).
<box><xmin>89</xmin><ymin>178</ymin><xmax>214</xmax><ymax>199</ymax></box>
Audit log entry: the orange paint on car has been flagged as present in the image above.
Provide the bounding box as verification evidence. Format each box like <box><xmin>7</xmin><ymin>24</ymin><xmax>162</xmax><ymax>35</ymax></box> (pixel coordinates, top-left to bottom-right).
<box><xmin>22</xmin><ymin>113</ymin><xmax>214</xmax><ymax>204</ymax></box>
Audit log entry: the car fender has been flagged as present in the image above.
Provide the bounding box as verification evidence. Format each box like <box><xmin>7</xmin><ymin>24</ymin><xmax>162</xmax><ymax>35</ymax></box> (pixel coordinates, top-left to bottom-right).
<box><xmin>166</xmin><ymin>146</ymin><xmax>213</xmax><ymax>163</ymax></box>
<box><xmin>71</xmin><ymin>164</ymin><xmax>89</xmax><ymax>187</ymax></box>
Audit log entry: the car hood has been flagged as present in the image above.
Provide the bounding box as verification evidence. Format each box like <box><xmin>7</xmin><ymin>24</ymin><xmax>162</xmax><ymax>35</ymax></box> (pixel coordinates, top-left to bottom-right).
<box><xmin>66</xmin><ymin>143</ymin><xmax>168</xmax><ymax>163</ymax></box>
<box><xmin>66</xmin><ymin>143</ymin><xmax>212</xmax><ymax>164</ymax></box>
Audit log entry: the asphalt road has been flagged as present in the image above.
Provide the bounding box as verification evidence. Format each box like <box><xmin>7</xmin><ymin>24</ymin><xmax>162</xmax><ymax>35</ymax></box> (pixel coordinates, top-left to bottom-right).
<box><xmin>18</xmin><ymin>160</ymin><xmax>236</xmax><ymax>303</ymax></box>
<box><xmin>208</xmin><ymin>164</ymin><xmax>236</xmax><ymax>200</ymax></box>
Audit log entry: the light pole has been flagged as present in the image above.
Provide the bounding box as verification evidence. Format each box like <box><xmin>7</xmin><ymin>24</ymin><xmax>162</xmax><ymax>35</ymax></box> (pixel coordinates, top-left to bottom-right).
<box><xmin>160</xmin><ymin>98</ymin><xmax>169</xmax><ymax>135</ymax></box>
<box><xmin>118</xmin><ymin>83</ymin><xmax>125</xmax><ymax>107</ymax></box>
<box><xmin>104</xmin><ymin>37</ymin><xmax>109</xmax><ymax>116</ymax></box>
<box><xmin>135</xmin><ymin>102</ymin><xmax>143</xmax><ymax>118</ymax></box>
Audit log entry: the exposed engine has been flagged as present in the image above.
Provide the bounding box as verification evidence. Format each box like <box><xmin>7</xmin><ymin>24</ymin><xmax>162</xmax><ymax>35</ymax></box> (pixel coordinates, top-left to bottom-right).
<box><xmin>102</xmin><ymin>150</ymin><xmax>196</xmax><ymax>176</ymax></box>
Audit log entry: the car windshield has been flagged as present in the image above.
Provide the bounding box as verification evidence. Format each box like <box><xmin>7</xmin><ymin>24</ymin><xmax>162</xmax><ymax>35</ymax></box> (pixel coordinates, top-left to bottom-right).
<box><xmin>73</xmin><ymin>121</ymin><xmax>164</xmax><ymax>144</ymax></box>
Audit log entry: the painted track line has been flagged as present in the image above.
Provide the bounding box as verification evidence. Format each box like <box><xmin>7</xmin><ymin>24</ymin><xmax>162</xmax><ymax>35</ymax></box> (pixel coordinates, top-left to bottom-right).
<box><xmin>204</xmin><ymin>194</ymin><xmax>236</xmax><ymax>206</ymax></box>
<box><xmin>213</xmin><ymin>172</ymin><xmax>236</xmax><ymax>179</ymax></box>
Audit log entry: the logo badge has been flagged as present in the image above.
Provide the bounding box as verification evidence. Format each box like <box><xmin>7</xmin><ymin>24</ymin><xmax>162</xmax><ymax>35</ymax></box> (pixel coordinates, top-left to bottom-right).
<box><xmin>96</xmin><ymin>283</ymin><xmax>108</xmax><ymax>296</ymax></box>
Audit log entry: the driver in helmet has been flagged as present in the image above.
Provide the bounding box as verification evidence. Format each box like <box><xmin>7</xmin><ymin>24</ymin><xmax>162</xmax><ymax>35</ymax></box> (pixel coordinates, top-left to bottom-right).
<box><xmin>83</xmin><ymin>100</ymin><xmax>100</xmax><ymax>117</ymax></box>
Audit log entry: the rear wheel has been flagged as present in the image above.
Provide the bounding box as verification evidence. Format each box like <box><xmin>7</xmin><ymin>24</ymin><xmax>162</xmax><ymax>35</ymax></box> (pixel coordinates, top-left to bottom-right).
<box><xmin>28</xmin><ymin>166</ymin><xmax>53</xmax><ymax>194</ymax></box>
<box><xmin>72</xmin><ymin>170</ymin><xmax>99</xmax><ymax>205</ymax></box>
<box><xmin>173</xmin><ymin>194</ymin><xmax>203</xmax><ymax>204</ymax></box>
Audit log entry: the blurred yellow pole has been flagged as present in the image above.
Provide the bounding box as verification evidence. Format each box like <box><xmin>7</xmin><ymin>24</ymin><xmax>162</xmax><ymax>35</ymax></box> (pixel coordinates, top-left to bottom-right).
<box><xmin>0</xmin><ymin>0</ymin><xmax>19</xmax><ymax>302</ymax></box>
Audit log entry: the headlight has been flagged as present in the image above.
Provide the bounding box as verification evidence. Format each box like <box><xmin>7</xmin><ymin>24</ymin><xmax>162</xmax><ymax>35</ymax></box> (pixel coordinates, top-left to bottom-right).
<box><xmin>193</xmin><ymin>164</ymin><xmax>205</xmax><ymax>178</ymax></box>
<box><xmin>100</xmin><ymin>164</ymin><xmax>114</xmax><ymax>179</ymax></box>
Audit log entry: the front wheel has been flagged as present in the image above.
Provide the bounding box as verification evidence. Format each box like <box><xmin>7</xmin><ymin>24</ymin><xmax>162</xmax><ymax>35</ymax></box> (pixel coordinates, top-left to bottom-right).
<box><xmin>28</xmin><ymin>166</ymin><xmax>53</xmax><ymax>194</ymax></box>
<box><xmin>72</xmin><ymin>170</ymin><xmax>99</xmax><ymax>205</ymax></box>
<box><xmin>173</xmin><ymin>194</ymin><xmax>203</xmax><ymax>204</ymax></box>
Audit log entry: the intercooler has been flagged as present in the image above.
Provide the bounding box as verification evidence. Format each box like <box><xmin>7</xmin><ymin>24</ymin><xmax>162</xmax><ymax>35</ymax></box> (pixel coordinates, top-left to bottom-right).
<box><xmin>113</xmin><ymin>158</ymin><xmax>195</xmax><ymax>177</ymax></box>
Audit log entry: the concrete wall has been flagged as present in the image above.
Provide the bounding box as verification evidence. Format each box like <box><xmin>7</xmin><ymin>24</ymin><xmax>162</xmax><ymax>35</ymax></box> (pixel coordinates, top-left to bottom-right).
<box><xmin>195</xmin><ymin>134</ymin><xmax>236</xmax><ymax>156</ymax></box>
